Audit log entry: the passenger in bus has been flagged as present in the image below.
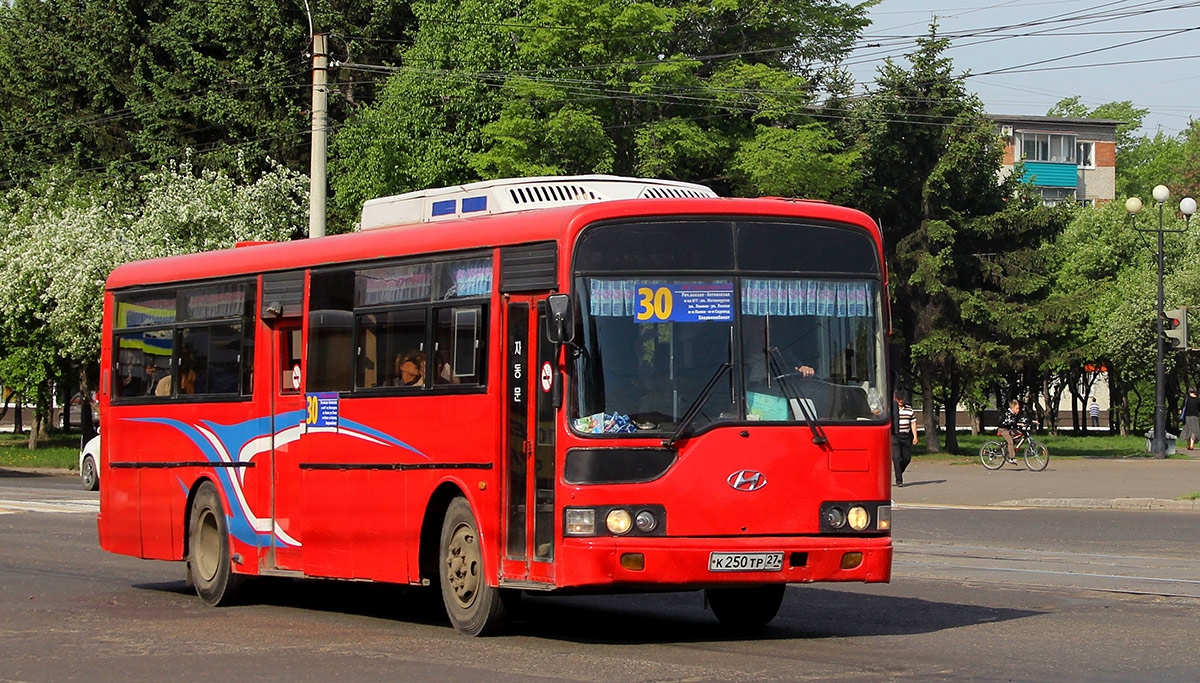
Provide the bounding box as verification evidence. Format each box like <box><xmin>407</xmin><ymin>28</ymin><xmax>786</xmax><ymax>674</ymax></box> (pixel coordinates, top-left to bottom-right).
<box><xmin>178</xmin><ymin>350</ymin><xmax>199</xmax><ymax>394</ymax></box>
<box><xmin>143</xmin><ymin>363</ymin><xmax>161</xmax><ymax>395</ymax></box>
<box><xmin>432</xmin><ymin>350</ymin><xmax>459</xmax><ymax>384</ymax></box>
<box><xmin>119</xmin><ymin>363</ymin><xmax>146</xmax><ymax>397</ymax></box>
<box><xmin>154</xmin><ymin>353</ymin><xmax>198</xmax><ymax>396</ymax></box>
<box><xmin>394</xmin><ymin>352</ymin><xmax>424</xmax><ymax>386</ymax></box>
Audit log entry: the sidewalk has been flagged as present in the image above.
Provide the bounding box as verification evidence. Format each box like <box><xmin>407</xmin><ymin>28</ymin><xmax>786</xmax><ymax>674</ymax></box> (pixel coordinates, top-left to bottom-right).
<box><xmin>894</xmin><ymin>456</ymin><xmax>1200</xmax><ymax>511</ymax></box>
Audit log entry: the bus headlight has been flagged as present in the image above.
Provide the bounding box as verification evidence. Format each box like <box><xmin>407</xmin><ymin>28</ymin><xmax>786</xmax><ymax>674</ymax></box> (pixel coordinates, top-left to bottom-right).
<box><xmin>847</xmin><ymin>506</ymin><xmax>869</xmax><ymax>531</ymax></box>
<box><xmin>634</xmin><ymin>509</ymin><xmax>658</xmax><ymax>532</ymax></box>
<box><xmin>606</xmin><ymin>509</ymin><xmax>633</xmax><ymax>535</ymax></box>
<box><xmin>565</xmin><ymin>508</ymin><xmax>596</xmax><ymax>536</ymax></box>
<box><xmin>825</xmin><ymin>506</ymin><xmax>847</xmax><ymax>529</ymax></box>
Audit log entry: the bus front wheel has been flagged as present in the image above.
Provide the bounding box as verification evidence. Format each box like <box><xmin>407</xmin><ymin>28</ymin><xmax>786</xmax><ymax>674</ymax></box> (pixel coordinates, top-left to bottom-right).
<box><xmin>187</xmin><ymin>481</ymin><xmax>244</xmax><ymax>606</ymax></box>
<box><xmin>439</xmin><ymin>497</ymin><xmax>507</xmax><ymax>636</ymax></box>
<box><xmin>705</xmin><ymin>584</ymin><xmax>786</xmax><ymax>629</ymax></box>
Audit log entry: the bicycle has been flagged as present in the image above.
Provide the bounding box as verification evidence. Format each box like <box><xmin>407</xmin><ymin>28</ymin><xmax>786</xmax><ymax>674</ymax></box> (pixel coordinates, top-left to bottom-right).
<box><xmin>979</xmin><ymin>429</ymin><xmax>1049</xmax><ymax>471</ymax></box>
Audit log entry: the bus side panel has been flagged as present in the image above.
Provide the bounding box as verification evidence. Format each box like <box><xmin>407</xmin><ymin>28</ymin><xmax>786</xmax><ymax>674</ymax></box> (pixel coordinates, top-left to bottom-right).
<box><xmin>100</xmin><ymin>402</ymin><xmax>269</xmax><ymax>564</ymax></box>
<box><xmin>138</xmin><ymin>468</ymin><xmax>186</xmax><ymax>561</ymax></box>
<box><xmin>97</xmin><ymin>463</ymin><xmax>143</xmax><ymax>557</ymax></box>
<box><xmin>289</xmin><ymin>394</ymin><xmax>502</xmax><ymax>585</ymax></box>
<box><xmin>295</xmin><ymin>430</ymin><xmax>414</xmax><ymax>583</ymax></box>
<box><xmin>300</xmin><ymin>467</ymin><xmax>362</xmax><ymax>579</ymax></box>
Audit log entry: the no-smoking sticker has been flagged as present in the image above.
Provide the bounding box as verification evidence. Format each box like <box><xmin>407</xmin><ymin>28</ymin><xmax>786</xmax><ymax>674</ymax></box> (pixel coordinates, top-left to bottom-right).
<box><xmin>540</xmin><ymin>361</ymin><xmax>553</xmax><ymax>393</ymax></box>
<box><xmin>292</xmin><ymin>364</ymin><xmax>302</xmax><ymax>390</ymax></box>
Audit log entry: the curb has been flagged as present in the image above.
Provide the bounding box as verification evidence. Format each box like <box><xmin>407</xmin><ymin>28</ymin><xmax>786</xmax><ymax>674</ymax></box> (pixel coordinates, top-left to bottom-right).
<box><xmin>995</xmin><ymin>497</ymin><xmax>1200</xmax><ymax>511</ymax></box>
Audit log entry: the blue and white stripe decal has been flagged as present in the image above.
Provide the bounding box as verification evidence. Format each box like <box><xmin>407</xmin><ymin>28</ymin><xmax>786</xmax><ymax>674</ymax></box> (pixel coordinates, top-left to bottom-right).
<box><xmin>128</xmin><ymin>412</ymin><xmax>429</xmax><ymax>548</ymax></box>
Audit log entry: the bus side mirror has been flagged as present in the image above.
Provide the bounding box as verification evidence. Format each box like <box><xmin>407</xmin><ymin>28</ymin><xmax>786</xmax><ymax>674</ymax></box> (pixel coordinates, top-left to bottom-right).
<box><xmin>546</xmin><ymin>294</ymin><xmax>574</xmax><ymax>345</ymax></box>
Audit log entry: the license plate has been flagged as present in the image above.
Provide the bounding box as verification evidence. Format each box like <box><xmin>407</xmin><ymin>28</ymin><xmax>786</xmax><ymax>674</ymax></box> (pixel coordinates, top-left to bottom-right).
<box><xmin>708</xmin><ymin>551</ymin><xmax>784</xmax><ymax>572</ymax></box>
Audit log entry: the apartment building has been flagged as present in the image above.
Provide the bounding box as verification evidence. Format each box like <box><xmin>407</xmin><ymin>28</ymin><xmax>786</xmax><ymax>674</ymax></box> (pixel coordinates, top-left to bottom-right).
<box><xmin>991</xmin><ymin>114</ymin><xmax>1121</xmax><ymax>207</ymax></box>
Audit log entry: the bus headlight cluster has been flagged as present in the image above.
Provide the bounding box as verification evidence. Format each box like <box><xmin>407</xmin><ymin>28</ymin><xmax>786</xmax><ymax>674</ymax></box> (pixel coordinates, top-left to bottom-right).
<box><xmin>564</xmin><ymin>505</ymin><xmax>665</xmax><ymax>537</ymax></box>
<box><xmin>820</xmin><ymin>502</ymin><xmax>888</xmax><ymax>533</ymax></box>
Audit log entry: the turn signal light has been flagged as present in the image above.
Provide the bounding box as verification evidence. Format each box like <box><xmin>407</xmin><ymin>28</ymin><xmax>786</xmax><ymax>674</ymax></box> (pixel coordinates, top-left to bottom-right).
<box><xmin>620</xmin><ymin>553</ymin><xmax>645</xmax><ymax>571</ymax></box>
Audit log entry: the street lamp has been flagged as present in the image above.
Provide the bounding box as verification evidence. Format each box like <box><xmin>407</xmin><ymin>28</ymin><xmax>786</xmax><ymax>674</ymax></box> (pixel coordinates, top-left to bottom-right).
<box><xmin>1126</xmin><ymin>186</ymin><xmax>1197</xmax><ymax>458</ymax></box>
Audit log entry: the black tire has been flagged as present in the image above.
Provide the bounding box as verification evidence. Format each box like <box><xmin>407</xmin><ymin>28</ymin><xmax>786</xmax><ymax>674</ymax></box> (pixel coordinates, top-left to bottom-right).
<box><xmin>80</xmin><ymin>455</ymin><xmax>99</xmax><ymax>491</ymax></box>
<box><xmin>439</xmin><ymin>497</ymin><xmax>507</xmax><ymax>636</ymax></box>
<box><xmin>705</xmin><ymin>584</ymin><xmax>786</xmax><ymax>629</ymax></box>
<box><xmin>188</xmin><ymin>481</ymin><xmax>245</xmax><ymax>606</ymax></box>
<box><xmin>980</xmin><ymin>441</ymin><xmax>1006</xmax><ymax>470</ymax></box>
<box><xmin>1025</xmin><ymin>440</ymin><xmax>1050</xmax><ymax>471</ymax></box>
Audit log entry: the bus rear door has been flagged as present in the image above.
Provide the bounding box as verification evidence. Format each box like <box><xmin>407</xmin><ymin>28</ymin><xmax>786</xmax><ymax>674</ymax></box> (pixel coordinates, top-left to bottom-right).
<box><xmin>257</xmin><ymin>285</ymin><xmax>307</xmax><ymax>573</ymax></box>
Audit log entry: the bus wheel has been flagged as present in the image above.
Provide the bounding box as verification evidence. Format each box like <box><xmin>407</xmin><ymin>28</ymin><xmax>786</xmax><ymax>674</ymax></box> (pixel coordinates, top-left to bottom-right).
<box><xmin>439</xmin><ymin>497</ymin><xmax>507</xmax><ymax>636</ymax></box>
<box><xmin>188</xmin><ymin>481</ymin><xmax>244</xmax><ymax>606</ymax></box>
<box><xmin>705</xmin><ymin>584</ymin><xmax>786</xmax><ymax>629</ymax></box>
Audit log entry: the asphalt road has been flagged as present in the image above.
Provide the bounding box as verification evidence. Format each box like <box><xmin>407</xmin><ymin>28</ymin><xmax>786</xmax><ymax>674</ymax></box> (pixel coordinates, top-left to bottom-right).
<box><xmin>3</xmin><ymin>470</ymin><xmax>1200</xmax><ymax>681</ymax></box>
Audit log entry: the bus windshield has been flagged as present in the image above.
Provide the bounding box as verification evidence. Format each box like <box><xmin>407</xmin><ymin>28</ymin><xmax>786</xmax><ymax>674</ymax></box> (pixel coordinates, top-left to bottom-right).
<box><xmin>570</xmin><ymin>219</ymin><xmax>887</xmax><ymax>436</ymax></box>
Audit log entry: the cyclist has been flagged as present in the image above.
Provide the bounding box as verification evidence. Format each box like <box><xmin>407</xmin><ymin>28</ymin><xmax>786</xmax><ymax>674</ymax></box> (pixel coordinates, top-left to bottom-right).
<box><xmin>997</xmin><ymin>399</ymin><xmax>1025</xmax><ymax>459</ymax></box>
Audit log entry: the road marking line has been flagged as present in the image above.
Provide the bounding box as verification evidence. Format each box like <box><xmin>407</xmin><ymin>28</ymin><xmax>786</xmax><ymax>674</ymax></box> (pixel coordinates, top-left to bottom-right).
<box><xmin>0</xmin><ymin>499</ymin><xmax>99</xmax><ymax>515</ymax></box>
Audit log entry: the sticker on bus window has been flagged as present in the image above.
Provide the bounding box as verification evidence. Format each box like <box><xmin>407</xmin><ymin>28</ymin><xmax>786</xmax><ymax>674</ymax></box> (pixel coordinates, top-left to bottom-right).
<box><xmin>634</xmin><ymin>283</ymin><xmax>733</xmax><ymax>323</ymax></box>
<box><xmin>306</xmin><ymin>392</ymin><xmax>339</xmax><ymax>430</ymax></box>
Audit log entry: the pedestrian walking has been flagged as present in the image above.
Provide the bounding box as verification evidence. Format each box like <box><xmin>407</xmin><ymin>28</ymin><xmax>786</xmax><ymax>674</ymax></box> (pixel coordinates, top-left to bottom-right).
<box><xmin>892</xmin><ymin>392</ymin><xmax>917</xmax><ymax>487</ymax></box>
<box><xmin>1088</xmin><ymin>397</ymin><xmax>1100</xmax><ymax>428</ymax></box>
<box><xmin>1180</xmin><ymin>387</ymin><xmax>1200</xmax><ymax>450</ymax></box>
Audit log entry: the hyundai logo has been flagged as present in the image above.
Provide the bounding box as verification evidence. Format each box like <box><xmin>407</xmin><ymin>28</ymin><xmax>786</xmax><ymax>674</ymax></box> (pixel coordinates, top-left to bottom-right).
<box><xmin>727</xmin><ymin>469</ymin><xmax>766</xmax><ymax>491</ymax></box>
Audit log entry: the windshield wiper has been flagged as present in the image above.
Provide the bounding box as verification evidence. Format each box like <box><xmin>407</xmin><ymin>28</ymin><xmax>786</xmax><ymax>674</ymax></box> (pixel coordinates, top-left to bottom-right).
<box><xmin>662</xmin><ymin>362</ymin><xmax>731</xmax><ymax>450</ymax></box>
<box><xmin>768</xmin><ymin>348</ymin><xmax>828</xmax><ymax>446</ymax></box>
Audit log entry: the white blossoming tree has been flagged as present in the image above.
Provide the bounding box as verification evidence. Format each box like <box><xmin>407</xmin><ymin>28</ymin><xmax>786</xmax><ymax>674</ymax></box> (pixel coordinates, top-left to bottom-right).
<box><xmin>0</xmin><ymin>156</ymin><xmax>306</xmax><ymax>447</ymax></box>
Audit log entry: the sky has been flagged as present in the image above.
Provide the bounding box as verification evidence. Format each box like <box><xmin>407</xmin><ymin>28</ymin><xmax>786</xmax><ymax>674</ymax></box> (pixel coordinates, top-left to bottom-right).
<box><xmin>846</xmin><ymin>0</ymin><xmax>1200</xmax><ymax>136</ymax></box>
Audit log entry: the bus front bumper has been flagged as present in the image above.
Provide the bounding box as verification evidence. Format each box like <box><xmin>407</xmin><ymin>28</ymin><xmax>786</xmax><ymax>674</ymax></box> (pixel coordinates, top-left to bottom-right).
<box><xmin>553</xmin><ymin>535</ymin><xmax>892</xmax><ymax>590</ymax></box>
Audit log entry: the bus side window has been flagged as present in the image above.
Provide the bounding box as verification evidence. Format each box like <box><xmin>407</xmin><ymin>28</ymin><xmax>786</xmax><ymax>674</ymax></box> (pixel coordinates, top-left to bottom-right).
<box><xmin>356</xmin><ymin>309</ymin><xmax>426</xmax><ymax>389</ymax></box>
<box><xmin>308</xmin><ymin>310</ymin><xmax>354</xmax><ymax>393</ymax></box>
<box><xmin>435</xmin><ymin>305</ymin><xmax>484</xmax><ymax>385</ymax></box>
<box><xmin>279</xmin><ymin>327</ymin><xmax>302</xmax><ymax>394</ymax></box>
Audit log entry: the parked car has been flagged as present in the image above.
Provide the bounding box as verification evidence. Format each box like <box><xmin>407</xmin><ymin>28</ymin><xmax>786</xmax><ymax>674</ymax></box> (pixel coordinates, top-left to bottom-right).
<box><xmin>79</xmin><ymin>434</ymin><xmax>100</xmax><ymax>491</ymax></box>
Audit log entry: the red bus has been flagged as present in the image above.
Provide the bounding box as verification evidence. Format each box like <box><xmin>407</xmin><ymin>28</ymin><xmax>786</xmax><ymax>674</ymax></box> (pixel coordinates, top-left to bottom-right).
<box><xmin>98</xmin><ymin>175</ymin><xmax>893</xmax><ymax>636</ymax></box>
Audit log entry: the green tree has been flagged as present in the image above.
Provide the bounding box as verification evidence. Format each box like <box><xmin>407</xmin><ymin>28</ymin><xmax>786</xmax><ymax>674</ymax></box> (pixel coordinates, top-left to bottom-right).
<box><xmin>852</xmin><ymin>26</ymin><xmax>1073</xmax><ymax>451</ymax></box>
<box><xmin>330</xmin><ymin>0</ymin><xmax>873</xmax><ymax>231</ymax></box>
<box><xmin>329</xmin><ymin>0</ymin><xmax>520</xmax><ymax>230</ymax></box>
<box><xmin>0</xmin><ymin>0</ymin><xmax>412</xmax><ymax>187</ymax></box>
<box><xmin>0</xmin><ymin>158</ymin><xmax>306</xmax><ymax>447</ymax></box>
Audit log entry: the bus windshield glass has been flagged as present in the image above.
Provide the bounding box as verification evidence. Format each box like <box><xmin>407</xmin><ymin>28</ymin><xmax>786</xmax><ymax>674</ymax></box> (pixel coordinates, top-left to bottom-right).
<box><xmin>571</xmin><ymin>219</ymin><xmax>886</xmax><ymax>436</ymax></box>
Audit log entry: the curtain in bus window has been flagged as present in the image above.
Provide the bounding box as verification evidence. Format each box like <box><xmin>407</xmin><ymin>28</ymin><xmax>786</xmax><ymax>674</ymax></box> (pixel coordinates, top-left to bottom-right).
<box><xmin>739</xmin><ymin>279</ymin><xmax>873</xmax><ymax>318</ymax></box>
<box><xmin>435</xmin><ymin>257</ymin><xmax>493</xmax><ymax>299</ymax></box>
<box><xmin>114</xmin><ymin>294</ymin><xmax>176</xmax><ymax>329</ymax></box>
<box><xmin>355</xmin><ymin>263</ymin><xmax>433</xmax><ymax>306</ymax></box>
<box><xmin>182</xmin><ymin>283</ymin><xmax>248</xmax><ymax>321</ymax></box>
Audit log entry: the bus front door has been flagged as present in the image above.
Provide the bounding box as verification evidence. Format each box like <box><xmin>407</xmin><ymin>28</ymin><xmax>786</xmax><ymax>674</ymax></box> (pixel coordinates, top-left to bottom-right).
<box><xmin>500</xmin><ymin>297</ymin><xmax>556</xmax><ymax>586</ymax></box>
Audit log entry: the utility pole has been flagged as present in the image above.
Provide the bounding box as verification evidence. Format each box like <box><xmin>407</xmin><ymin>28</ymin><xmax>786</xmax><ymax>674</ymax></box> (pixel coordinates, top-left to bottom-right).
<box><xmin>309</xmin><ymin>33</ymin><xmax>328</xmax><ymax>238</ymax></box>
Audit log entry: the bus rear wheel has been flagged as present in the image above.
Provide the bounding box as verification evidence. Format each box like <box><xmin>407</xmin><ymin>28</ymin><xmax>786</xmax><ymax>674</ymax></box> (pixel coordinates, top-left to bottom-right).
<box><xmin>439</xmin><ymin>497</ymin><xmax>507</xmax><ymax>636</ymax></box>
<box><xmin>188</xmin><ymin>481</ymin><xmax>244</xmax><ymax>606</ymax></box>
<box><xmin>705</xmin><ymin>584</ymin><xmax>786</xmax><ymax>630</ymax></box>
